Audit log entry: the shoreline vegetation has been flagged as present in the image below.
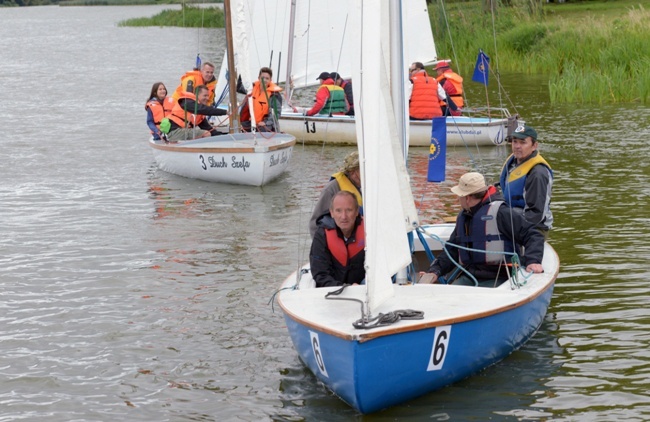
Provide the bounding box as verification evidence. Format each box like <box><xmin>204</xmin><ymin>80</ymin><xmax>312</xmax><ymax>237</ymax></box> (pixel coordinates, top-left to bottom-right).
<box><xmin>431</xmin><ymin>0</ymin><xmax>649</xmax><ymax>104</ymax></box>
<box><xmin>7</xmin><ymin>0</ymin><xmax>645</xmax><ymax>104</ymax></box>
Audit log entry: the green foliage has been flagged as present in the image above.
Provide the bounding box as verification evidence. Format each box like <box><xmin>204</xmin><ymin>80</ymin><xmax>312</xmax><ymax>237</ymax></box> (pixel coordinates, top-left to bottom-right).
<box><xmin>118</xmin><ymin>4</ymin><xmax>224</xmax><ymax>27</ymax></box>
<box><xmin>498</xmin><ymin>24</ymin><xmax>547</xmax><ymax>54</ymax></box>
<box><xmin>431</xmin><ymin>0</ymin><xmax>650</xmax><ymax>103</ymax></box>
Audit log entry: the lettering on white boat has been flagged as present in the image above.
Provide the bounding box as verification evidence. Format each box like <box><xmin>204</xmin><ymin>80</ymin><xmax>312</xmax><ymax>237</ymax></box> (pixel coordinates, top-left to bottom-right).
<box><xmin>427</xmin><ymin>325</ymin><xmax>451</xmax><ymax>371</ymax></box>
<box><xmin>231</xmin><ymin>156</ymin><xmax>251</xmax><ymax>172</ymax></box>
<box><xmin>309</xmin><ymin>331</ymin><xmax>329</xmax><ymax>377</ymax></box>
<box><xmin>269</xmin><ymin>151</ymin><xmax>289</xmax><ymax>167</ymax></box>
<box><xmin>199</xmin><ymin>155</ymin><xmax>207</xmax><ymax>170</ymax></box>
<box><xmin>208</xmin><ymin>156</ymin><xmax>227</xmax><ymax>168</ymax></box>
<box><xmin>447</xmin><ymin>129</ymin><xmax>482</xmax><ymax>136</ymax></box>
<box><xmin>304</xmin><ymin>121</ymin><xmax>316</xmax><ymax>133</ymax></box>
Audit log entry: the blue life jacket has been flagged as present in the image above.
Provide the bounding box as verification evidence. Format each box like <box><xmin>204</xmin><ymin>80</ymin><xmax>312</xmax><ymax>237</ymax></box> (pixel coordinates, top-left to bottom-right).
<box><xmin>456</xmin><ymin>201</ymin><xmax>515</xmax><ymax>266</ymax></box>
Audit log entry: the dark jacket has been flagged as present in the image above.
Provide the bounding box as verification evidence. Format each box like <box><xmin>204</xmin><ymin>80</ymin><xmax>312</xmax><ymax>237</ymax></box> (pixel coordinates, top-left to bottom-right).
<box><xmin>168</xmin><ymin>98</ymin><xmax>227</xmax><ymax>132</ymax></box>
<box><xmin>310</xmin><ymin>216</ymin><xmax>365</xmax><ymax>287</ymax></box>
<box><xmin>428</xmin><ymin>190</ymin><xmax>544</xmax><ymax>282</ymax></box>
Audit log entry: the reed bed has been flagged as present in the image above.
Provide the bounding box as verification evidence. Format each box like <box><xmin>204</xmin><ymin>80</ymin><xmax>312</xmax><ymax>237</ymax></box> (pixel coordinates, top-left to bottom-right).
<box><xmin>118</xmin><ymin>4</ymin><xmax>223</xmax><ymax>28</ymax></box>
<box><xmin>431</xmin><ymin>1</ymin><xmax>650</xmax><ymax>103</ymax></box>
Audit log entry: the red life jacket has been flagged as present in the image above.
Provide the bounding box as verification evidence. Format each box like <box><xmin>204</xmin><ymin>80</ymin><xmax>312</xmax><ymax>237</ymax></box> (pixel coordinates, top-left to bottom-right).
<box><xmin>324</xmin><ymin>219</ymin><xmax>365</xmax><ymax>267</ymax></box>
<box><xmin>436</xmin><ymin>70</ymin><xmax>464</xmax><ymax>109</ymax></box>
<box><xmin>409</xmin><ymin>71</ymin><xmax>442</xmax><ymax>119</ymax></box>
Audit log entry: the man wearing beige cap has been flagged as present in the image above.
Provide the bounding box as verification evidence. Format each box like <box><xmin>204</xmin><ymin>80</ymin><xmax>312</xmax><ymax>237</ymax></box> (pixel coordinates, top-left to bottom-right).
<box><xmin>424</xmin><ymin>172</ymin><xmax>545</xmax><ymax>287</ymax></box>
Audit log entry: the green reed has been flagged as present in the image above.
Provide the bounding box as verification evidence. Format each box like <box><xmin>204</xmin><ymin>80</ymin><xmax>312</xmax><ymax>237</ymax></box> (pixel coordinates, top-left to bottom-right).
<box><xmin>431</xmin><ymin>1</ymin><xmax>650</xmax><ymax>104</ymax></box>
<box><xmin>118</xmin><ymin>4</ymin><xmax>224</xmax><ymax>27</ymax></box>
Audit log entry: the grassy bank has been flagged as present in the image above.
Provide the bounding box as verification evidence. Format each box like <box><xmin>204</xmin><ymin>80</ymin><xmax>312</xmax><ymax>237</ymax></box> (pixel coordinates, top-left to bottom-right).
<box><xmin>431</xmin><ymin>0</ymin><xmax>649</xmax><ymax>104</ymax></box>
<box><xmin>118</xmin><ymin>4</ymin><xmax>223</xmax><ymax>27</ymax></box>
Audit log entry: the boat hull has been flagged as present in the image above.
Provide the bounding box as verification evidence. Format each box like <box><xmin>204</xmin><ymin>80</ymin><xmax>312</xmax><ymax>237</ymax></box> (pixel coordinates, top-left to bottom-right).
<box><xmin>149</xmin><ymin>132</ymin><xmax>295</xmax><ymax>186</ymax></box>
<box><xmin>278</xmin><ymin>226</ymin><xmax>558</xmax><ymax>413</ymax></box>
<box><xmin>277</xmin><ymin>113</ymin><xmax>509</xmax><ymax>146</ymax></box>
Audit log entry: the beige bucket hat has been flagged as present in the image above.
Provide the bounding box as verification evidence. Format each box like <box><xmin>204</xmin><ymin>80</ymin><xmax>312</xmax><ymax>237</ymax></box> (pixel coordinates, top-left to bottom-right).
<box><xmin>450</xmin><ymin>172</ymin><xmax>488</xmax><ymax>197</ymax></box>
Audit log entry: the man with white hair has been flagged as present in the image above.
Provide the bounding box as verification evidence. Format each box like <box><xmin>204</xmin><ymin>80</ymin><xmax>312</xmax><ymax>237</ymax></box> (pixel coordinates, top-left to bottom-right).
<box><xmin>425</xmin><ymin>172</ymin><xmax>545</xmax><ymax>287</ymax></box>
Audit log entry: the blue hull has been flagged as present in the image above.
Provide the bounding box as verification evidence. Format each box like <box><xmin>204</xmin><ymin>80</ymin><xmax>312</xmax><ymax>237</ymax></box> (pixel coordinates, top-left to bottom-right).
<box><xmin>283</xmin><ymin>283</ymin><xmax>554</xmax><ymax>414</ymax></box>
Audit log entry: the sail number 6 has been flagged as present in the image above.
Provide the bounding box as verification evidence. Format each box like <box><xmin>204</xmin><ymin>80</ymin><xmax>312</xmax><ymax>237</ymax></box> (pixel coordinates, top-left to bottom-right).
<box><xmin>427</xmin><ymin>325</ymin><xmax>451</xmax><ymax>371</ymax></box>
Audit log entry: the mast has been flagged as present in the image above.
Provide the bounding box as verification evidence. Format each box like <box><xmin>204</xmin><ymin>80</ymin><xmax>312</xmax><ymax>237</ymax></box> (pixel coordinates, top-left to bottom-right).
<box><xmin>283</xmin><ymin>0</ymin><xmax>297</xmax><ymax>103</ymax></box>
<box><xmin>390</xmin><ymin>0</ymin><xmax>408</xmax><ymax>159</ymax></box>
<box><xmin>224</xmin><ymin>0</ymin><xmax>240</xmax><ymax>133</ymax></box>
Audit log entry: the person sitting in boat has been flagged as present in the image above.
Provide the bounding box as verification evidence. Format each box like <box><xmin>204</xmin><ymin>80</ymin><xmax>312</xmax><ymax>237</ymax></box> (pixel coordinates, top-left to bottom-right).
<box><xmin>330</xmin><ymin>72</ymin><xmax>354</xmax><ymax>116</ymax></box>
<box><xmin>434</xmin><ymin>61</ymin><xmax>464</xmax><ymax>117</ymax></box>
<box><xmin>424</xmin><ymin>172</ymin><xmax>545</xmax><ymax>287</ymax></box>
<box><xmin>310</xmin><ymin>191</ymin><xmax>365</xmax><ymax>288</ymax></box>
<box><xmin>408</xmin><ymin>62</ymin><xmax>447</xmax><ymax>120</ymax></box>
<box><xmin>165</xmin><ymin>85</ymin><xmax>226</xmax><ymax>142</ymax></box>
<box><xmin>145</xmin><ymin>82</ymin><xmax>175</xmax><ymax>140</ymax></box>
<box><xmin>239</xmin><ymin>67</ymin><xmax>283</xmax><ymax>132</ymax></box>
<box><xmin>309</xmin><ymin>151</ymin><xmax>362</xmax><ymax>238</ymax></box>
<box><xmin>171</xmin><ymin>61</ymin><xmax>218</xmax><ymax>106</ymax></box>
<box><xmin>499</xmin><ymin>124</ymin><xmax>553</xmax><ymax>238</ymax></box>
<box><xmin>299</xmin><ymin>72</ymin><xmax>348</xmax><ymax>117</ymax></box>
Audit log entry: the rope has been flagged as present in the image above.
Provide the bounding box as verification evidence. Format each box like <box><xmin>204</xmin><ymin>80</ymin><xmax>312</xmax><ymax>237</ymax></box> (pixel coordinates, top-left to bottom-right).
<box><xmin>353</xmin><ymin>309</ymin><xmax>424</xmax><ymax>330</ymax></box>
<box><xmin>416</xmin><ymin>226</ymin><xmax>526</xmax><ymax>289</ymax></box>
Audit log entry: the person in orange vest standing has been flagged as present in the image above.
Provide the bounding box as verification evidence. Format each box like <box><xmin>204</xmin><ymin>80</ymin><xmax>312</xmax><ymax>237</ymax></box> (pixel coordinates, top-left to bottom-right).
<box><xmin>145</xmin><ymin>82</ymin><xmax>175</xmax><ymax>140</ymax></box>
<box><xmin>434</xmin><ymin>61</ymin><xmax>464</xmax><ymax>116</ymax></box>
<box><xmin>408</xmin><ymin>62</ymin><xmax>446</xmax><ymax>120</ymax></box>
<box><xmin>172</xmin><ymin>62</ymin><xmax>218</xmax><ymax>106</ymax></box>
<box><xmin>239</xmin><ymin>67</ymin><xmax>283</xmax><ymax>132</ymax></box>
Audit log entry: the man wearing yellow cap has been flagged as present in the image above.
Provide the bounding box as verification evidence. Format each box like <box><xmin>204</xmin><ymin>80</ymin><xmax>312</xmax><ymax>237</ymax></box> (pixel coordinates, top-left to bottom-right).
<box><xmin>424</xmin><ymin>172</ymin><xmax>545</xmax><ymax>287</ymax></box>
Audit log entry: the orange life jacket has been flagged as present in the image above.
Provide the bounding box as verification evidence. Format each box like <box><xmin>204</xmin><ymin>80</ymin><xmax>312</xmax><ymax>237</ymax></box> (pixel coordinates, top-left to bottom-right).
<box><xmin>145</xmin><ymin>97</ymin><xmax>176</xmax><ymax>131</ymax></box>
<box><xmin>409</xmin><ymin>71</ymin><xmax>442</xmax><ymax>119</ymax></box>
<box><xmin>325</xmin><ymin>220</ymin><xmax>365</xmax><ymax>267</ymax></box>
<box><xmin>167</xmin><ymin>91</ymin><xmax>205</xmax><ymax>128</ymax></box>
<box><xmin>436</xmin><ymin>70</ymin><xmax>464</xmax><ymax>108</ymax></box>
<box><xmin>172</xmin><ymin>70</ymin><xmax>217</xmax><ymax>104</ymax></box>
<box><xmin>242</xmin><ymin>80</ymin><xmax>283</xmax><ymax>124</ymax></box>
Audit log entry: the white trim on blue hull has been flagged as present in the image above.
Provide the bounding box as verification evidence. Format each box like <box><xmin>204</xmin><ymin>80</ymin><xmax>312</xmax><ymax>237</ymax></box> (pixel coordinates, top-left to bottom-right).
<box><xmin>277</xmin><ymin>224</ymin><xmax>559</xmax><ymax>413</ymax></box>
<box><xmin>149</xmin><ymin>133</ymin><xmax>295</xmax><ymax>186</ymax></box>
<box><xmin>278</xmin><ymin>112</ymin><xmax>509</xmax><ymax>146</ymax></box>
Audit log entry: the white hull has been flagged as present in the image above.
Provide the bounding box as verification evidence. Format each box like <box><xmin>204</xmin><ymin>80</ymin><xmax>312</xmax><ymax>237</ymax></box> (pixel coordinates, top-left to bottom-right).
<box><xmin>278</xmin><ymin>112</ymin><xmax>509</xmax><ymax>146</ymax></box>
<box><xmin>149</xmin><ymin>133</ymin><xmax>295</xmax><ymax>186</ymax></box>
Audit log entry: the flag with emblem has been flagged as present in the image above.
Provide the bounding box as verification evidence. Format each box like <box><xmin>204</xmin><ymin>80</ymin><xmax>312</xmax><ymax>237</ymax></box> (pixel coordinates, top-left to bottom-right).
<box><xmin>427</xmin><ymin>117</ymin><xmax>447</xmax><ymax>182</ymax></box>
<box><xmin>471</xmin><ymin>50</ymin><xmax>490</xmax><ymax>86</ymax></box>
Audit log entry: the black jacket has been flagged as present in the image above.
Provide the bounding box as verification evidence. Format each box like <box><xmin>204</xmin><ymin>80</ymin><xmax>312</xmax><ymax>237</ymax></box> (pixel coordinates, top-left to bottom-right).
<box><xmin>310</xmin><ymin>216</ymin><xmax>365</xmax><ymax>287</ymax></box>
<box><xmin>428</xmin><ymin>191</ymin><xmax>544</xmax><ymax>282</ymax></box>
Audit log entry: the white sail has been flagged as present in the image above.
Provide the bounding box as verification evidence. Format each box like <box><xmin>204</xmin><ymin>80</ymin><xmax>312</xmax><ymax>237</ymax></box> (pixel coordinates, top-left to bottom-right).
<box><xmin>351</xmin><ymin>0</ymin><xmax>419</xmax><ymax>313</ymax></box>
<box><xmin>245</xmin><ymin>0</ymin><xmax>436</xmax><ymax>92</ymax></box>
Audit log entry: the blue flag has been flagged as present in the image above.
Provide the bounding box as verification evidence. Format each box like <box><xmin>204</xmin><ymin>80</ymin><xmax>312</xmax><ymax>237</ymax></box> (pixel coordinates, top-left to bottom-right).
<box><xmin>471</xmin><ymin>50</ymin><xmax>490</xmax><ymax>86</ymax></box>
<box><xmin>427</xmin><ymin>117</ymin><xmax>447</xmax><ymax>182</ymax></box>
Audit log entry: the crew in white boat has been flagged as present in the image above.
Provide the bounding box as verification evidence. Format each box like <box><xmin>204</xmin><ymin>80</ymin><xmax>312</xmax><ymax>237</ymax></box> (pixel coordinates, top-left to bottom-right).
<box><xmin>330</xmin><ymin>72</ymin><xmax>354</xmax><ymax>116</ymax></box>
<box><xmin>424</xmin><ymin>172</ymin><xmax>545</xmax><ymax>287</ymax></box>
<box><xmin>165</xmin><ymin>85</ymin><xmax>226</xmax><ymax>142</ymax></box>
<box><xmin>309</xmin><ymin>151</ymin><xmax>362</xmax><ymax>238</ymax></box>
<box><xmin>498</xmin><ymin>124</ymin><xmax>553</xmax><ymax>238</ymax></box>
<box><xmin>294</xmin><ymin>72</ymin><xmax>348</xmax><ymax>117</ymax></box>
<box><xmin>239</xmin><ymin>67</ymin><xmax>283</xmax><ymax>132</ymax></box>
<box><xmin>310</xmin><ymin>191</ymin><xmax>365</xmax><ymax>288</ymax></box>
<box><xmin>434</xmin><ymin>61</ymin><xmax>464</xmax><ymax>116</ymax></box>
<box><xmin>408</xmin><ymin>62</ymin><xmax>447</xmax><ymax>120</ymax></box>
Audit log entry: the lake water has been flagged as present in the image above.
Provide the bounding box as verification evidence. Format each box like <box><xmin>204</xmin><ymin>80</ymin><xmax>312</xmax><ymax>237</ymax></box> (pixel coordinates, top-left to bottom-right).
<box><xmin>1</xmin><ymin>5</ymin><xmax>649</xmax><ymax>421</ymax></box>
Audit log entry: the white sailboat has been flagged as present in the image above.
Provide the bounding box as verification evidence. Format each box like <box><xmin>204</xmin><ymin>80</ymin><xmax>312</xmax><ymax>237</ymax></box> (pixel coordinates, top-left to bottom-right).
<box><xmin>149</xmin><ymin>0</ymin><xmax>295</xmax><ymax>187</ymax></box>
<box><xmin>229</xmin><ymin>0</ymin><xmax>511</xmax><ymax>147</ymax></box>
<box><xmin>276</xmin><ymin>0</ymin><xmax>558</xmax><ymax>413</ymax></box>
